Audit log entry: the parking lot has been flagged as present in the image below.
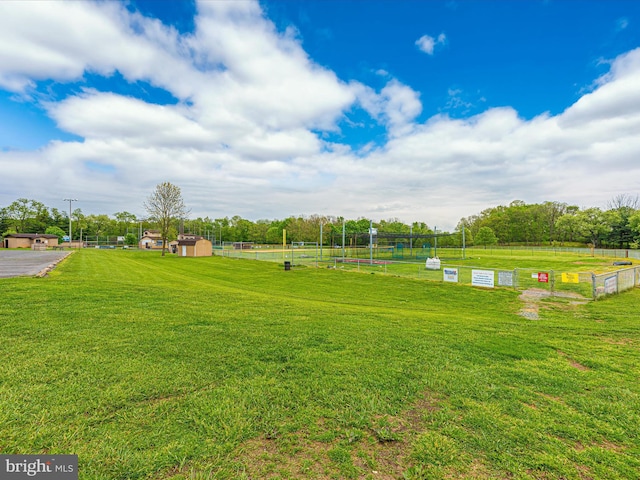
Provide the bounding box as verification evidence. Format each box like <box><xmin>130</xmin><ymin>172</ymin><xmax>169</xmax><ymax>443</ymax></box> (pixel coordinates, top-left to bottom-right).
<box><xmin>0</xmin><ymin>250</ymin><xmax>72</xmax><ymax>278</ymax></box>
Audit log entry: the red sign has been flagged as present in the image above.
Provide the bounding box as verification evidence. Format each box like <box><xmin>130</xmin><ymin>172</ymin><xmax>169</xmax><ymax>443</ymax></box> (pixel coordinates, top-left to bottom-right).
<box><xmin>538</xmin><ymin>272</ymin><xmax>549</xmax><ymax>283</ymax></box>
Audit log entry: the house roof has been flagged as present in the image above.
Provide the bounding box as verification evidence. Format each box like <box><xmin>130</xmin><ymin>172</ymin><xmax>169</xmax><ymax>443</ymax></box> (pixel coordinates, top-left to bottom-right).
<box><xmin>141</xmin><ymin>232</ymin><xmax>162</xmax><ymax>239</ymax></box>
<box><xmin>177</xmin><ymin>240</ymin><xmax>198</xmax><ymax>246</ymax></box>
<box><xmin>6</xmin><ymin>234</ymin><xmax>59</xmax><ymax>239</ymax></box>
<box><xmin>177</xmin><ymin>238</ymin><xmax>210</xmax><ymax>246</ymax></box>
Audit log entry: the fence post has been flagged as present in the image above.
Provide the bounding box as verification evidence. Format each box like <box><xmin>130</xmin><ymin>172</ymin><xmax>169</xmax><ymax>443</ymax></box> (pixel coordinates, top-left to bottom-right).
<box><xmin>591</xmin><ymin>273</ymin><xmax>596</xmax><ymax>300</ymax></box>
<box><xmin>550</xmin><ymin>270</ymin><xmax>555</xmax><ymax>294</ymax></box>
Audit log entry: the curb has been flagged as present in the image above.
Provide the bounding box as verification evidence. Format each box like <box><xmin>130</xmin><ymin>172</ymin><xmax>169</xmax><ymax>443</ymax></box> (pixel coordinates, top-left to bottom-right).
<box><xmin>36</xmin><ymin>251</ymin><xmax>74</xmax><ymax>277</ymax></box>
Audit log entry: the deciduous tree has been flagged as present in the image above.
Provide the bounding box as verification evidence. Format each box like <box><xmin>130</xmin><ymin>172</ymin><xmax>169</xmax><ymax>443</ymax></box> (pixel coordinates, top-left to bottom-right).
<box><xmin>474</xmin><ymin>226</ymin><xmax>498</xmax><ymax>247</ymax></box>
<box><xmin>144</xmin><ymin>182</ymin><xmax>189</xmax><ymax>256</ymax></box>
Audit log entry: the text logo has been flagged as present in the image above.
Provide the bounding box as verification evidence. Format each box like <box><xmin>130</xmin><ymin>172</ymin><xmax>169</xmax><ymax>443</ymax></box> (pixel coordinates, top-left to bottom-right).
<box><xmin>1</xmin><ymin>455</ymin><xmax>77</xmax><ymax>480</ymax></box>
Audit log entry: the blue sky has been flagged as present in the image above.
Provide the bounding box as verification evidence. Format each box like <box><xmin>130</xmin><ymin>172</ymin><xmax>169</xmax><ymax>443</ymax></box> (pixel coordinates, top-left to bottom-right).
<box><xmin>1</xmin><ymin>0</ymin><xmax>639</xmax><ymax>229</ymax></box>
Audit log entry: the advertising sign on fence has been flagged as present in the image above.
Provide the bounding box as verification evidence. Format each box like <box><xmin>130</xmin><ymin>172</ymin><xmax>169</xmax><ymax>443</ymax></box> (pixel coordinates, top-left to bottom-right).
<box><xmin>561</xmin><ymin>272</ymin><xmax>579</xmax><ymax>283</ymax></box>
<box><xmin>604</xmin><ymin>275</ymin><xmax>617</xmax><ymax>294</ymax></box>
<box><xmin>472</xmin><ymin>269</ymin><xmax>495</xmax><ymax>288</ymax></box>
<box><xmin>498</xmin><ymin>271</ymin><xmax>513</xmax><ymax>287</ymax></box>
<box><xmin>443</xmin><ymin>268</ymin><xmax>458</xmax><ymax>283</ymax></box>
<box><xmin>538</xmin><ymin>272</ymin><xmax>549</xmax><ymax>283</ymax></box>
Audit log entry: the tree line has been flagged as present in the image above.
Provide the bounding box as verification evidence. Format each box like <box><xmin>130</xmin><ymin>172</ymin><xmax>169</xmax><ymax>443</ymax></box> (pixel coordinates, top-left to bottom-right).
<box><xmin>459</xmin><ymin>195</ymin><xmax>640</xmax><ymax>248</ymax></box>
<box><xmin>2</xmin><ymin>194</ymin><xmax>640</xmax><ymax>248</ymax></box>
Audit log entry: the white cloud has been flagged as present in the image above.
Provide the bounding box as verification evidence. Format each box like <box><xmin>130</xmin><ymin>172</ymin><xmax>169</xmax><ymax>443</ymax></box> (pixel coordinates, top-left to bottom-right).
<box><xmin>415</xmin><ymin>33</ymin><xmax>446</xmax><ymax>55</ymax></box>
<box><xmin>379</xmin><ymin>80</ymin><xmax>423</xmax><ymax>135</ymax></box>
<box><xmin>351</xmin><ymin>79</ymin><xmax>422</xmax><ymax>135</ymax></box>
<box><xmin>0</xmin><ymin>1</ymin><xmax>194</xmax><ymax>95</ymax></box>
<box><xmin>1</xmin><ymin>1</ymin><xmax>640</xmax><ymax>230</ymax></box>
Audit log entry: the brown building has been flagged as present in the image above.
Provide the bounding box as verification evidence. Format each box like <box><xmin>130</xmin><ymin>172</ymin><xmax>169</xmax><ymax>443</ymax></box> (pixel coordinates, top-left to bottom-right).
<box><xmin>139</xmin><ymin>229</ymin><xmax>164</xmax><ymax>250</ymax></box>
<box><xmin>3</xmin><ymin>234</ymin><xmax>59</xmax><ymax>249</ymax></box>
<box><xmin>171</xmin><ymin>234</ymin><xmax>212</xmax><ymax>257</ymax></box>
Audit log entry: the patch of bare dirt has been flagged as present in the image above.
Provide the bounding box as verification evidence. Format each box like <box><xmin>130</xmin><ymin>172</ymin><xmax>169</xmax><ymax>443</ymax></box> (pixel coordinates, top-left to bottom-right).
<box><xmin>518</xmin><ymin>288</ymin><xmax>589</xmax><ymax>320</ymax></box>
<box><xmin>232</xmin><ymin>391</ymin><xmax>446</xmax><ymax>479</ymax></box>
<box><xmin>557</xmin><ymin>350</ymin><xmax>590</xmax><ymax>371</ymax></box>
<box><xmin>574</xmin><ymin>440</ymin><xmax>625</xmax><ymax>453</ymax></box>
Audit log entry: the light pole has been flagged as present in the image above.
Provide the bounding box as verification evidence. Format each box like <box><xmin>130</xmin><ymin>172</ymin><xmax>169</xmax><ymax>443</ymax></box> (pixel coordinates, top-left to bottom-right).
<box><xmin>64</xmin><ymin>198</ymin><xmax>77</xmax><ymax>246</ymax></box>
<box><xmin>410</xmin><ymin>224</ymin><xmax>413</xmax><ymax>257</ymax></box>
<box><xmin>320</xmin><ymin>223</ymin><xmax>323</xmax><ymax>262</ymax></box>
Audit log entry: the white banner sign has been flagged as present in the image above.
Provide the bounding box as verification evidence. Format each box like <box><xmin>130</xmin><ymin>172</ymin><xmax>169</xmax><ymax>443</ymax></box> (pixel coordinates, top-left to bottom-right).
<box><xmin>472</xmin><ymin>269</ymin><xmax>495</xmax><ymax>288</ymax></box>
<box><xmin>443</xmin><ymin>268</ymin><xmax>458</xmax><ymax>283</ymax></box>
<box><xmin>604</xmin><ymin>276</ymin><xmax>617</xmax><ymax>294</ymax></box>
<box><xmin>498</xmin><ymin>271</ymin><xmax>513</xmax><ymax>287</ymax></box>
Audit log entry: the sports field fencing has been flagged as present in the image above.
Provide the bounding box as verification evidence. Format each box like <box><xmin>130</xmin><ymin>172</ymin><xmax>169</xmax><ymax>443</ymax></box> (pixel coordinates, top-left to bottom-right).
<box><xmin>592</xmin><ymin>266</ymin><xmax>640</xmax><ymax>299</ymax></box>
<box><xmin>463</xmin><ymin>246</ymin><xmax>640</xmax><ymax>260</ymax></box>
<box><xmin>217</xmin><ymin>246</ymin><xmax>640</xmax><ymax>300</ymax></box>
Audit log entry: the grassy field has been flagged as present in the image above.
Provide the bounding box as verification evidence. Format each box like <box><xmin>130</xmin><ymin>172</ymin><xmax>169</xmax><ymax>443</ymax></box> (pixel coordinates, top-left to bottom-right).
<box><xmin>1</xmin><ymin>249</ymin><xmax>639</xmax><ymax>479</ymax></box>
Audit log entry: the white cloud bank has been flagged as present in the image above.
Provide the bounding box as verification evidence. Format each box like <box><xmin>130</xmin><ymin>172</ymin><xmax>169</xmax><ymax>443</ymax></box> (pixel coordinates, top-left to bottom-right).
<box><xmin>0</xmin><ymin>1</ymin><xmax>639</xmax><ymax>230</ymax></box>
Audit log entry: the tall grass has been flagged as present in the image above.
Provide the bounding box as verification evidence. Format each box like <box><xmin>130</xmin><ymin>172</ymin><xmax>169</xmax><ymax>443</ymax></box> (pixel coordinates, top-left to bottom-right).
<box><xmin>0</xmin><ymin>250</ymin><xmax>638</xmax><ymax>479</ymax></box>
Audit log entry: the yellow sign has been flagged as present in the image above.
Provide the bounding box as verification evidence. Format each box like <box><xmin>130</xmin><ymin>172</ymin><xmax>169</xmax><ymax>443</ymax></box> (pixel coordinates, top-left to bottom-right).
<box><xmin>561</xmin><ymin>272</ymin><xmax>579</xmax><ymax>283</ymax></box>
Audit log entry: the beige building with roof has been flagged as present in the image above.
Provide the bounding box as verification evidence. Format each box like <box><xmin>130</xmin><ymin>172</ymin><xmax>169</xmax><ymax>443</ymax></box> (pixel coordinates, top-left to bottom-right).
<box><xmin>139</xmin><ymin>229</ymin><xmax>164</xmax><ymax>250</ymax></box>
<box><xmin>171</xmin><ymin>234</ymin><xmax>212</xmax><ymax>257</ymax></box>
<box><xmin>3</xmin><ymin>234</ymin><xmax>59</xmax><ymax>249</ymax></box>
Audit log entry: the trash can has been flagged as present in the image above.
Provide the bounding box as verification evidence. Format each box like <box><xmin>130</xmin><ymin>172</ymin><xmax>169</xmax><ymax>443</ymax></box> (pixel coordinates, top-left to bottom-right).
<box><xmin>284</xmin><ymin>261</ymin><xmax>291</xmax><ymax>271</ymax></box>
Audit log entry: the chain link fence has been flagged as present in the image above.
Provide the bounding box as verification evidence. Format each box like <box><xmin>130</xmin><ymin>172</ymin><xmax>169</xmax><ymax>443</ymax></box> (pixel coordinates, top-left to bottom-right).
<box><xmin>592</xmin><ymin>266</ymin><xmax>640</xmax><ymax>299</ymax></box>
<box><xmin>217</xmin><ymin>246</ymin><xmax>639</xmax><ymax>300</ymax></box>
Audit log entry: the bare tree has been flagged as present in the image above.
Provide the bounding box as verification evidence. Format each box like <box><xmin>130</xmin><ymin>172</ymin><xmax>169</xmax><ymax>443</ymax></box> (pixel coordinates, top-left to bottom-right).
<box><xmin>608</xmin><ymin>193</ymin><xmax>640</xmax><ymax>211</ymax></box>
<box><xmin>144</xmin><ymin>182</ymin><xmax>189</xmax><ymax>256</ymax></box>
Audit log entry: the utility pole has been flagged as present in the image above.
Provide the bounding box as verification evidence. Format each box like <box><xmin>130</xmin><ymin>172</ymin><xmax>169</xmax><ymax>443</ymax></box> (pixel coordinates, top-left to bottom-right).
<box><xmin>410</xmin><ymin>224</ymin><xmax>413</xmax><ymax>257</ymax></box>
<box><xmin>63</xmin><ymin>198</ymin><xmax>77</xmax><ymax>245</ymax></box>
<box><xmin>434</xmin><ymin>226</ymin><xmax>437</xmax><ymax>258</ymax></box>
<box><xmin>342</xmin><ymin>219</ymin><xmax>346</xmax><ymax>263</ymax></box>
<box><xmin>462</xmin><ymin>224</ymin><xmax>466</xmax><ymax>260</ymax></box>
<box><xmin>369</xmin><ymin>219</ymin><xmax>373</xmax><ymax>266</ymax></box>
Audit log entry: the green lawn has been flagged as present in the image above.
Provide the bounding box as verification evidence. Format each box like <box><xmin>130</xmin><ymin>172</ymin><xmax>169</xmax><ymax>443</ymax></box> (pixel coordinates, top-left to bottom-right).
<box><xmin>1</xmin><ymin>249</ymin><xmax>639</xmax><ymax>479</ymax></box>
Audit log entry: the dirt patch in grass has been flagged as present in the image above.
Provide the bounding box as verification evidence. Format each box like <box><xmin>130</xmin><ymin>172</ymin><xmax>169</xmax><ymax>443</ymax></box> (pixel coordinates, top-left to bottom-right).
<box><xmin>575</xmin><ymin>464</ymin><xmax>594</xmax><ymax>480</ymax></box>
<box><xmin>598</xmin><ymin>440</ymin><xmax>625</xmax><ymax>452</ymax></box>
<box><xmin>518</xmin><ymin>288</ymin><xmax>589</xmax><ymax>320</ymax></box>
<box><xmin>557</xmin><ymin>350</ymin><xmax>590</xmax><ymax>371</ymax></box>
<box><xmin>234</xmin><ymin>391</ymin><xmax>443</xmax><ymax>479</ymax></box>
<box><xmin>538</xmin><ymin>392</ymin><xmax>565</xmax><ymax>404</ymax></box>
<box><xmin>574</xmin><ymin>440</ymin><xmax>625</xmax><ymax>453</ymax></box>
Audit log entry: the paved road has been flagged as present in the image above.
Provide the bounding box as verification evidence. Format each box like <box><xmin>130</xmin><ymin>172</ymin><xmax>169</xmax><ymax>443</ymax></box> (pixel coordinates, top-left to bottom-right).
<box><xmin>0</xmin><ymin>250</ymin><xmax>72</xmax><ymax>278</ymax></box>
